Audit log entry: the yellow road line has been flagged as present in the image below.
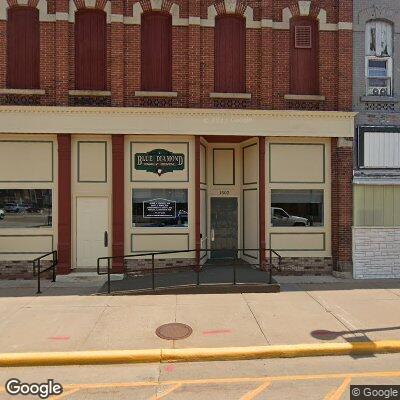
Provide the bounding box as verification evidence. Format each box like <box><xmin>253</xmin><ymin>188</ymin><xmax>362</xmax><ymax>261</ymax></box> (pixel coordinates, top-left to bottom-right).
<box><xmin>239</xmin><ymin>381</ymin><xmax>271</xmax><ymax>400</ymax></box>
<box><xmin>324</xmin><ymin>377</ymin><xmax>351</xmax><ymax>400</ymax></box>
<box><xmin>58</xmin><ymin>369</ymin><xmax>400</xmax><ymax>391</ymax></box>
<box><xmin>148</xmin><ymin>383</ymin><xmax>182</xmax><ymax>400</ymax></box>
<box><xmin>50</xmin><ymin>388</ymin><xmax>81</xmax><ymax>399</ymax></box>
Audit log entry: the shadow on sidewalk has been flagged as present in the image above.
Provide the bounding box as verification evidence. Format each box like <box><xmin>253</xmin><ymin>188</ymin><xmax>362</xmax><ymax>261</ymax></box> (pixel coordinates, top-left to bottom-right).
<box><xmin>311</xmin><ymin>326</ymin><xmax>400</xmax><ymax>359</ymax></box>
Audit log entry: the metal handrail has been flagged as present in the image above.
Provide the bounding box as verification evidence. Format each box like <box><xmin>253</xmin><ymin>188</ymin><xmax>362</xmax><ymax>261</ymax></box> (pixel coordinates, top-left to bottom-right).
<box><xmin>32</xmin><ymin>250</ymin><xmax>58</xmax><ymax>294</ymax></box>
<box><xmin>97</xmin><ymin>248</ymin><xmax>282</xmax><ymax>294</ymax></box>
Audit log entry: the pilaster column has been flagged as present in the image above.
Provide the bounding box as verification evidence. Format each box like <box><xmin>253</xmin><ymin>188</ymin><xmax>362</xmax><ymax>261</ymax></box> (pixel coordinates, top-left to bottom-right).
<box><xmin>338</xmin><ymin>0</ymin><xmax>353</xmax><ymax>111</ymax></box>
<box><xmin>331</xmin><ymin>137</ymin><xmax>353</xmax><ymax>272</ymax></box>
<box><xmin>260</xmin><ymin>0</ymin><xmax>273</xmax><ymax>109</ymax></box>
<box><xmin>111</xmin><ymin>1</ymin><xmax>125</xmax><ymax>106</ymax></box>
<box><xmin>55</xmin><ymin>0</ymin><xmax>69</xmax><ymax>106</ymax></box>
<box><xmin>57</xmin><ymin>134</ymin><xmax>72</xmax><ymax>274</ymax></box>
<box><xmin>259</xmin><ymin>137</ymin><xmax>267</xmax><ymax>266</ymax></box>
<box><xmin>112</xmin><ymin>135</ymin><xmax>125</xmax><ymax>273</ymax></box>
<box><xmin>195</xmin><ymin>136</ymin><xmax>201</xmax><ymax>267</ymax></box>
<box><xmin>188</xmin><ymin>0</ymin><xmax>201</xmax><ymax>107</ymax></box>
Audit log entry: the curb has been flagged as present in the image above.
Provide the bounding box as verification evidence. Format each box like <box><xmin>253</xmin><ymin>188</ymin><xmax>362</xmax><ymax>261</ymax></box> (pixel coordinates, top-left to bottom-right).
<box><xmin>1</xmin><ymin>340</ymin><xmax>400</xmax><ymax>367</ymax></box>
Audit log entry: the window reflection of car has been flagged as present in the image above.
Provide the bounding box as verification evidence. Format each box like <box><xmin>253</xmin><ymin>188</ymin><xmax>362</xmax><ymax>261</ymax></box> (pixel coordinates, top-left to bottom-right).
<box><xmin>271</xmin><ymin>207</ymin><xmax>309</xmax><ymax>227</ymax></box>
<box><xmin>4</xmin><ymin>202</ymin><xmax>25</xmax><ymax>213</ymax></box>
<box><xmin>24</xmin><ymin>203</ymin><xmax>41</xmax><ymax>213</ymax></box>
<box><xmin>0</xmin><ymin>208</ymin><xmax>4</xmax><ymax>220</ymax></box>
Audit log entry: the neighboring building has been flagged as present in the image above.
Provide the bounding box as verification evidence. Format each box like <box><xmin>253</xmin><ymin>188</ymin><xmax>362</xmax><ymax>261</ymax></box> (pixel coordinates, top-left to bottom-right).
<box><xmin>353</xmin><ymin>1</ymin><xmax>400</xmax><ymax>279</ymax></box>
<box><xmin>0</xmin><ymin>0</ymin><xmax>354</xmax><ymax>279</ymax></box>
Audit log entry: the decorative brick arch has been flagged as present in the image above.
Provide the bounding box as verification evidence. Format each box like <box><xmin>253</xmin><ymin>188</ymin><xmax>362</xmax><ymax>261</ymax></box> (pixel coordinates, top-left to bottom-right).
<box><xmin>286</xmin><ymin>0</ymin><xmax>321</xmax><ymax>19</ymax></box>
<box><xmin>213</xmin><ymin>0</ymin><xmax>247</xmax><ymax>16</ymax></box>
<box><xmin>206</xmin><ymin>0</ymin><xmax>257</xmax><ymax>28</ymax></box>
<box><xmin>132</xmin><ymin>0</ymin><xmax>183</xmax><ymax>25</ymax></box>
<box><xmin>279</xmin><ymin>1</ymin><xmax>330</xmax><ymax>30</ymax></box>
<box><xmin>0</xmin><ymin>0</ymin><xmax>50</xmax><ymax>21</ymax></box>
<box><xmin>69</xmin><ymin>0</ymin><xmax>111</xmax><ymax>23</ymax></box>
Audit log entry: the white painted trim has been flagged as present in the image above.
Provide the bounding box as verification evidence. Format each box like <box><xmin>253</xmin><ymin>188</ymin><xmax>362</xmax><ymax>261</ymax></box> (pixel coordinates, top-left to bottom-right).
<box><xmin>298</xmin><ymin>1</ymin><xmax>311</xmax><ymax>16</ymax></box>
<box><xmin>111</xmin><ymin>14</ymin><xmax>123</xmax><ymax>23</ymax></box>
<box><xmin>210</xmin><ymin>92</ymin><xmax>252</xmax><ymax>99</ymax></box>
<box><xmin>69</xmin><ymin>90</ymin><xmax>111</xmax><ymax>97</ymax></box>
<box><xmin>135</xmin><ymin>91</ymin><xmax>178</xmax><ymax>98</ymax></box>
<box><xmin>189</xmin><ymin>16</ymin><xmax>200</xmax><ymax>25</ymax></box>
<box><xmin>150</xmin><ymin>0</ymin><xmax>162</xmax><ymax>11</ymax></box>
<box><xmin>338</xmin><ymin>22</ymin><xmax>353</xmax><ymax>30</ymax></box>
<box><xmin>284</xmin><ymin>94</ymin><xmax>326</xmax><ymax>101</ymax></box>
<box><xmin>55</xmin><ymin>12</ymin><xmax>69</xmax><ymax>21</ymax></box>
<box><xmin>0</xmin><ymin>88</ymin><xmax>45</xmax><ymax>95</ymax></box>
<box><xmin>0</xmin><ymin>106</ymin><xmax>357</xmax><ymax>138</ymax></box>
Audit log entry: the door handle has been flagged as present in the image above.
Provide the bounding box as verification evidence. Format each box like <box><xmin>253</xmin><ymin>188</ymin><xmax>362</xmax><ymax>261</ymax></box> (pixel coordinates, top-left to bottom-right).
<box><xmin>211</xmin><ymin>229</ymin><xmax>215</xmax><ymax>242</ymax></box>
<box><xmin>104</xmin><ymin>231</ymin><xmax>108</xmax><ymax>247</ymax></box>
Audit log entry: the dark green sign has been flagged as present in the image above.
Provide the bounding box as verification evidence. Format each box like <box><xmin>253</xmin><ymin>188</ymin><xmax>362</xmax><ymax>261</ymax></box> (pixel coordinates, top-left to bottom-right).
<box><xmin>135</xmin><ymin>149</ymin><xmax>185</xmax><ymax>176</ymax></box>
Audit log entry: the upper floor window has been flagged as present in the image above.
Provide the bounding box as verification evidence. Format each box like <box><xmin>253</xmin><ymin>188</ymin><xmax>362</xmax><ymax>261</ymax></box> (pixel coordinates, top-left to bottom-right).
<box><xmin>75</xmin><ymin>9</ymin><xmax>107</xmax><ymax>91</ymax></box>
<box><xmin>141</xmin><ymin>12</ymin><xmax>172</xmax><ymax>92</ymax></box>
<box><xmin>289</xmin><ymin>17</ymin><xmax>319</xmax><ymax>95</ymax></box>
<box><xmin>214</xmin><ymin>14</ymin><xmax>246</xmax><ymax>93</ymax></box>
<box><xmin>365</xmin><ymin>20</ymin><xmax>393</xmax><ymax>97</ymax></box>
<box><xmin>7</xmin><ymin>6</ymin><xmax>40</xmax><ymax>89</ymax></box>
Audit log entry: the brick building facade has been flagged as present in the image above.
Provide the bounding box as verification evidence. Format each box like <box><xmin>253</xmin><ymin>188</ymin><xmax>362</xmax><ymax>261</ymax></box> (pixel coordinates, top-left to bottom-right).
<box><xmin>0</xmin><ymin>0</ymin><xmax>355</xmax><ymax>279</ymax></box>
<box><xmin>352</xmin><ymin>0</ymin><xmax>400</xmax><ymax>279</ymax></box>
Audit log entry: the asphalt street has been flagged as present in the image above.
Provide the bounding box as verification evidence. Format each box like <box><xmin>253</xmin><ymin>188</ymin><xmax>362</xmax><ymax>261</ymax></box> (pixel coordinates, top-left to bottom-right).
<box><xmin>1</xmin><ymin>354</ymin><xmax>400</xmax><ymax>399</ymax></box>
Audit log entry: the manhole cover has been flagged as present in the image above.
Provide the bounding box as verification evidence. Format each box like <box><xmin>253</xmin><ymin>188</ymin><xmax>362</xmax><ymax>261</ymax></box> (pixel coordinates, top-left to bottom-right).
<box><xmin>156</xmin><ymin>323</ymin><xmax>193</xmax><ymax>340</ymax></box>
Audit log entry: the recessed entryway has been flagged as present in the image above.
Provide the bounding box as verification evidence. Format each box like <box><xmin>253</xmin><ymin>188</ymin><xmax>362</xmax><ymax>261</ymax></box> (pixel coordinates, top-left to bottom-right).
<box><xmin>210</xmin><ymin>197</ymin><xmax>238</xmax><ymax>259</ymax></box>
<box><xmin>76</xmin><ymin>197</ymin><xmax>109</xmax><ymax>268</ymax></box>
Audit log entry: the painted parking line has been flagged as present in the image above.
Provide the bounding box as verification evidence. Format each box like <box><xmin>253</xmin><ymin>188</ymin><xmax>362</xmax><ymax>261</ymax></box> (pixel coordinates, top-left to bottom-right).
<box><xmin>50</xmin><ymin>387</ymin><xmax>81</xmax><ymax>399</ymax></box>
<box><xmin>2</xmin><ymin>370</ymin><xmax>400</xmax><ymax>399</ymax></box>
<box><xmin>18</xmin><ymin>369</ymin><xmax>400</xmax><ymax>392</ymax></box>
<box><xmin>239</xmin><ymin>380</ymin><xmax>271</xmax><ymax>400</ymax></box>
<box><xmin>148</xmin><ymin>383</ymin><xmax>182</xmax><ymax>400</ymax></box>
<box><xmin>324</xmin><ymin>377</ymin><xmax>351</xmax><ymax>400</ymax></box>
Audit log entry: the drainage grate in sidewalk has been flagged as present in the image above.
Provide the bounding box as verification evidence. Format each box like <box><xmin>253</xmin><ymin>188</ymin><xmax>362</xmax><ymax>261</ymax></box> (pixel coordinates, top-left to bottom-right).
<box><xmin>156</xmin><ymin>323</ymin><xmax>193</xmax><ymax>340</ymax></box>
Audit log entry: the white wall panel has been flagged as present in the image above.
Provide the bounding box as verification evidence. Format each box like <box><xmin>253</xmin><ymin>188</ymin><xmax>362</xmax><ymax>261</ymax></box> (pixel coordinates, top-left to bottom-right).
<box><xmin>364</xmin><ymin>131</ymin><xmax>400</xmax><ymax>168</ymax></box>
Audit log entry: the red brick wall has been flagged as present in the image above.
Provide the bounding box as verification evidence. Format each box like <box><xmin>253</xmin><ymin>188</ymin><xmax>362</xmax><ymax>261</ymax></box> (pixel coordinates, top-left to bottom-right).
<box><xmin>0</xmin><ymin>0</ymin><xmax>352</xmax><ymax>110</ymax></box>
<box><xmin>331</xmin><ymin>138</ymin><xmax>353</xmax><ymax>272</ymax></box>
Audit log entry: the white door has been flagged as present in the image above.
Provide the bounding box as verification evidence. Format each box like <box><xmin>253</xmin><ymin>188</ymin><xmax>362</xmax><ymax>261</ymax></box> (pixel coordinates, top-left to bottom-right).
<box><xmin>76</xmin><ymin>197</ymin><xmax>109</xmax><ymax>268</ymax></box>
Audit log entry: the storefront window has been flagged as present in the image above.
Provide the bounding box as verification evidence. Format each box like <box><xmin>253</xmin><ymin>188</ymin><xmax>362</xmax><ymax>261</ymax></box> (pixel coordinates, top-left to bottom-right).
<box><xmin>0</xmin><ymin>189</ymin><xmax>52</xmax><ymax>228</ymax></box>
<box><xmin>271</xmin><ymin>189</ymin><xmax>323</xmax><ymax>227</ymax></box>
<box><xmin>132</xmin><ymin>189</ymin><xmax>188</xmax><ymax>228</ymax></box>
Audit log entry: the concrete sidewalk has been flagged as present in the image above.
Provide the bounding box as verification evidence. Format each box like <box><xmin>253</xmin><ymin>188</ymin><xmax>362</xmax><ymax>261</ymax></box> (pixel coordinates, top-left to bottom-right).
<box><xmin>0</xmin><ymin>277</ymin><xmax>399</xmax><ymax>354</ymax></box>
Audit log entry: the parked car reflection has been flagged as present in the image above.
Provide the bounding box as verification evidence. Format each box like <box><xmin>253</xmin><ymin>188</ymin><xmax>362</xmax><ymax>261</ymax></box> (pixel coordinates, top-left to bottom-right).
<box><xmin>271</xmin><ymin>207</ymin><xmax>310</xmax><ymax>227</ymax></box>
<box><xmin>4</xmin><ymin>202</ymin><xmax>26</xmax><ymax>213</ymax></box>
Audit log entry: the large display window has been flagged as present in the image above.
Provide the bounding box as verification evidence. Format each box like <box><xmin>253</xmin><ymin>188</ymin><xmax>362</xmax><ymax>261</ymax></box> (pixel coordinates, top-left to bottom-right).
<box><xmin>271</xmin><ymin>189</ymin><xmax>324</xmax><ymax>227</ymax></box>
<box><xmin>132</xmin><ymin>189</ymin><xmax>188</xmax><ymax>228</ymax></box>
<box><xmin>0</xmin><ymin>189</ymin><xmax>52</xmax><ymax>228</ymax></box>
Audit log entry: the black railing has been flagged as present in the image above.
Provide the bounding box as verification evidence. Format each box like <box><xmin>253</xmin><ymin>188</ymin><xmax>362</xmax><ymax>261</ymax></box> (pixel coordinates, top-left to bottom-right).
<box><xmin>32</xmin><ymin>250</ymin><xmax>58</xmax><ymax>294</ymax></box>
<box><xmin>97</xmin><ymin>248</ymin><xmax>282</xmax><ymax>294</ymax></box>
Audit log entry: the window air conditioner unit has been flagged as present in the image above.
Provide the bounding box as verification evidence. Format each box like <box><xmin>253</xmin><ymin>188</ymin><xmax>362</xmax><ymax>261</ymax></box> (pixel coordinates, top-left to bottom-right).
<box><xmin>368</xmin><ymin>86</ymin><xmax>389</xmax><ymax>96</ymax></box>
